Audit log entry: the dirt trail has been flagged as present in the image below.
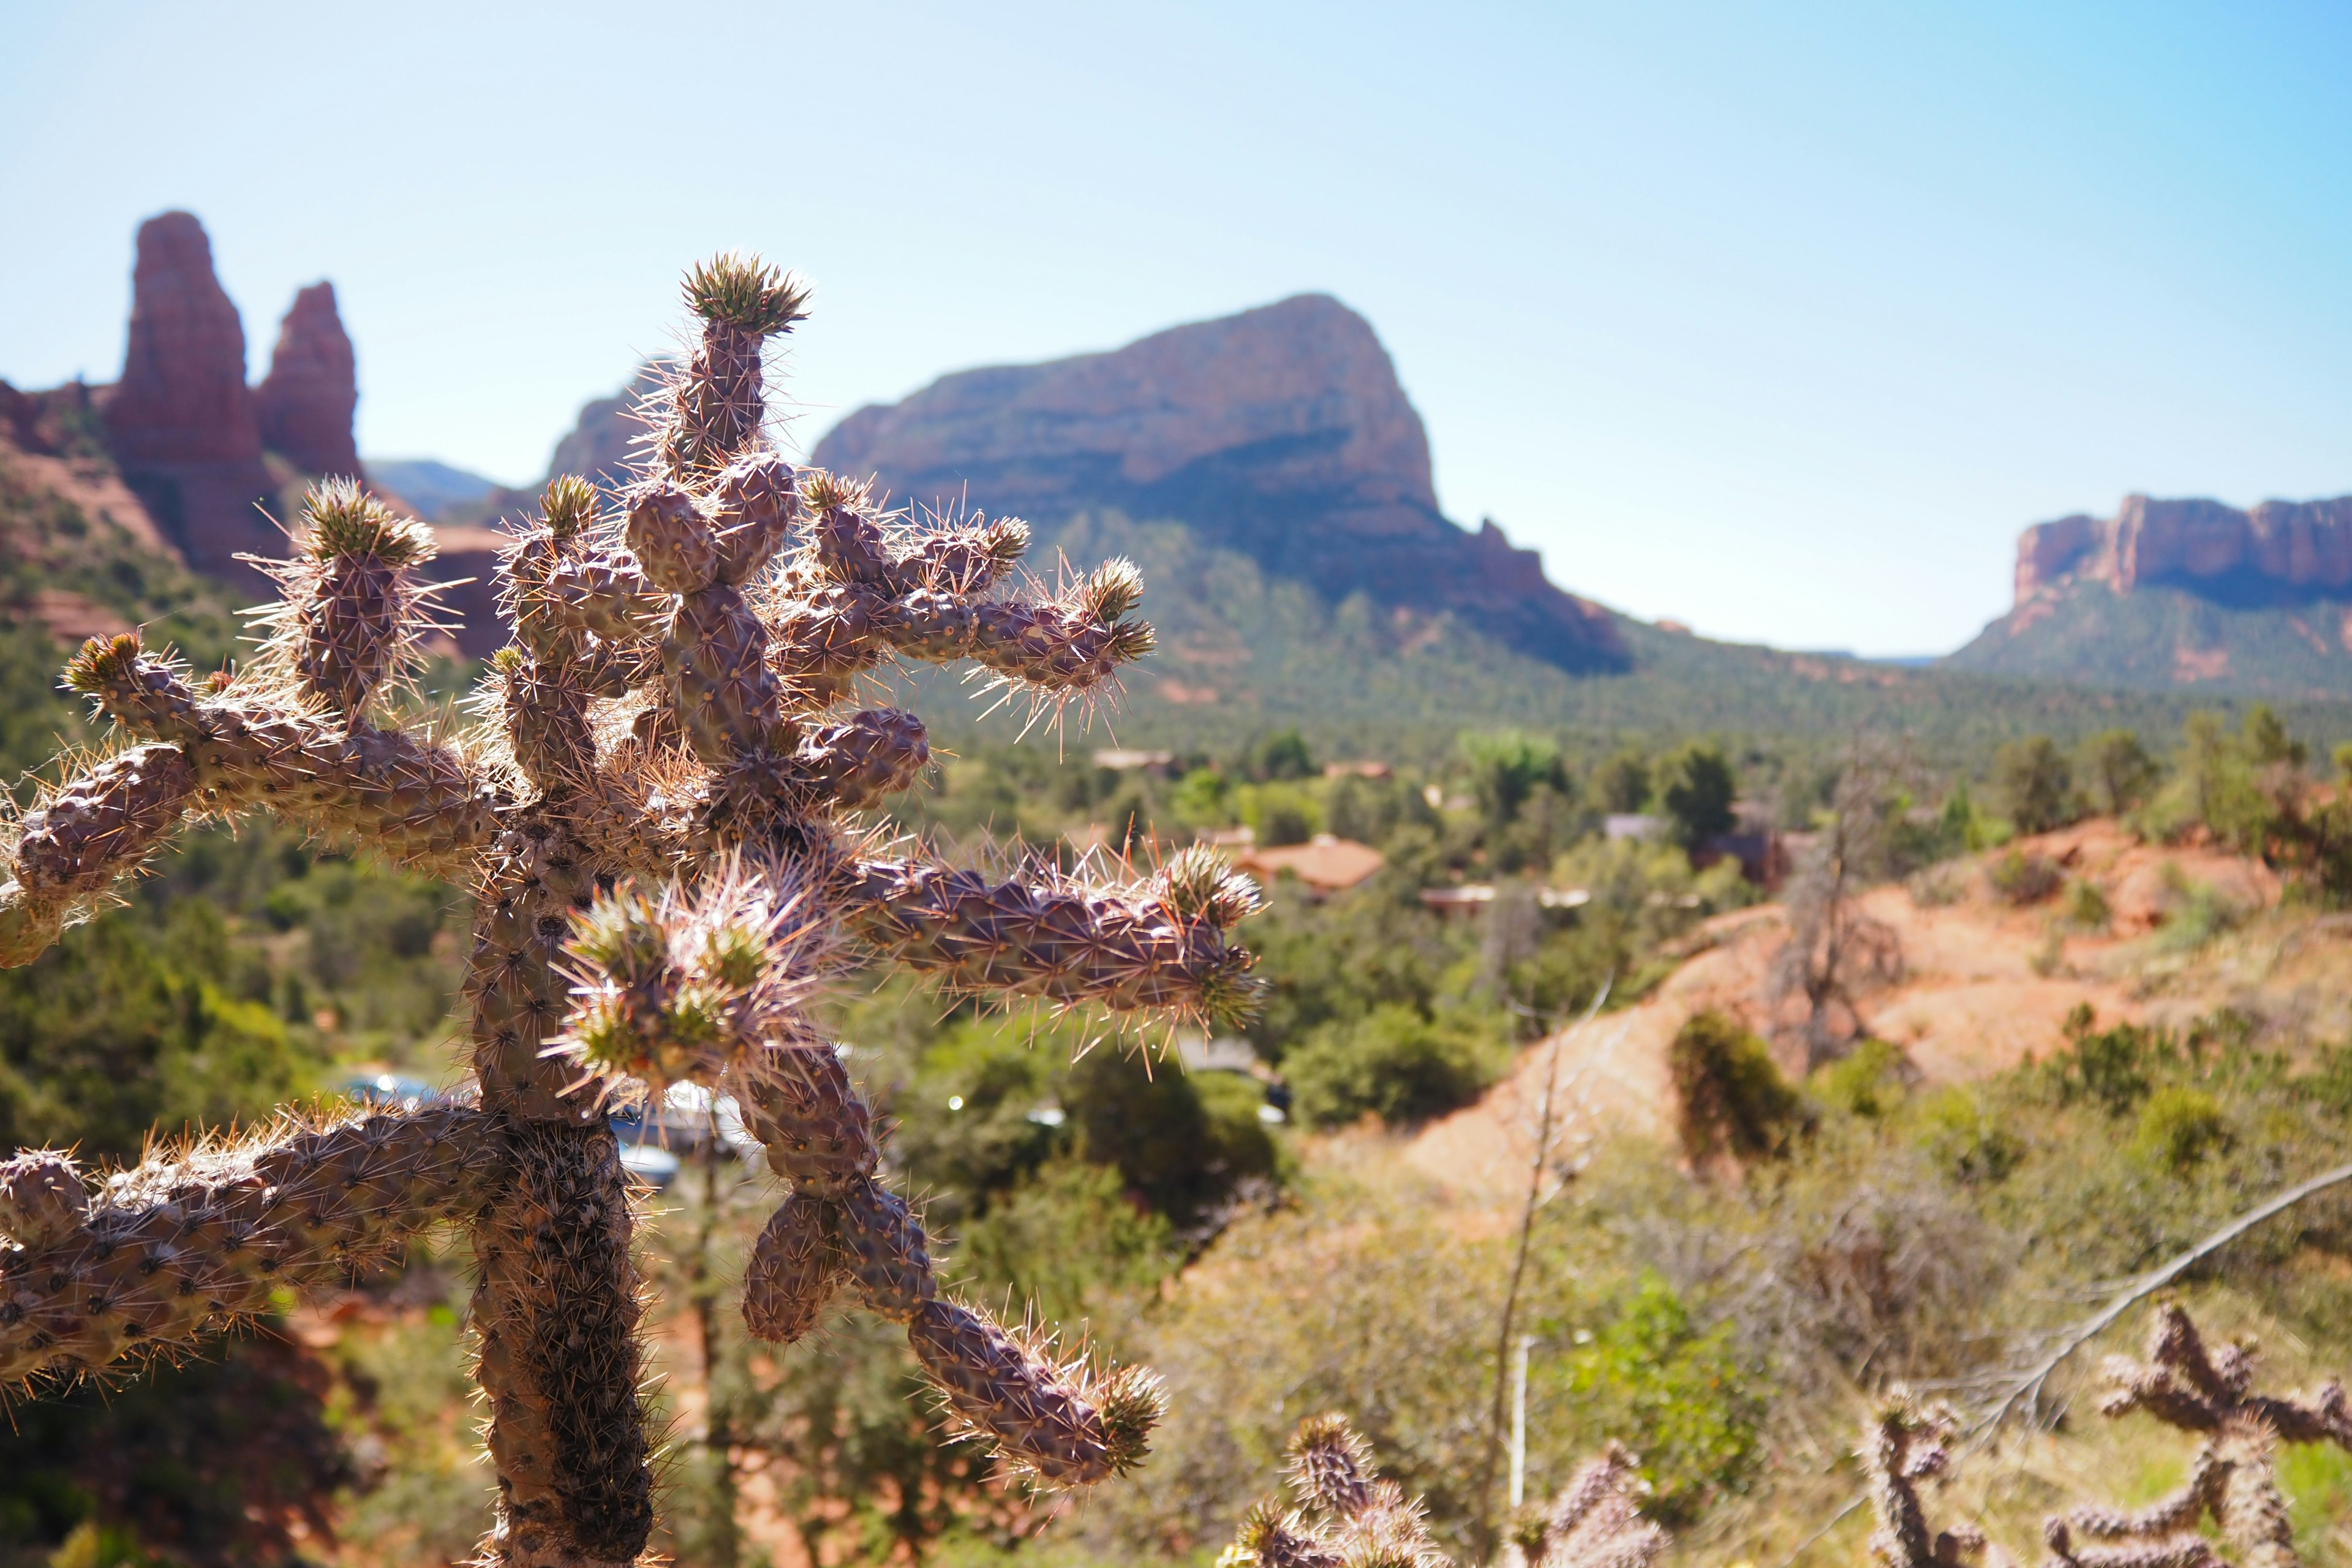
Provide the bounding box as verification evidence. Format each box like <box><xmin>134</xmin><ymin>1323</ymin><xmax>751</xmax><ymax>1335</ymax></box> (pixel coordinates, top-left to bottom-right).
<box><xmin>1406</xmin><ymin>821</ymin><xmax>2352</xmax><ymax>1208</ymax></box>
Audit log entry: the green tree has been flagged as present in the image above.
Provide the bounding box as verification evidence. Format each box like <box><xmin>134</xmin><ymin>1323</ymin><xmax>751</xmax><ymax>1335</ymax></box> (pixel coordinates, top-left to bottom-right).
<box><xmin>1594</xmin><ymin>748</ymin><xmax>1653</xmax><ymax>814</ymax></box>
<box><xmin>1657</xmin><ymin>742</ymin><xmax>1738</xmax><ymax>850</ymax></box>
<box><xmin>2082</xmin><ymin>728</ymin><xmax>2162</xmax><ymax>817</ymax></box>
<box><xmin>1457</xmin><ymin>729</ymin><xmax>1569</xmax><ymax>827</ymax></box>
<box><xmin>1250</xmin><ymin>727</ymin><xmax>1317</xmax><ymax>782</ymax></box>
<box><xmin>1996</xmin><ymin>734</ymin><xmax>2076</xmax><ymax>834</ymax></box>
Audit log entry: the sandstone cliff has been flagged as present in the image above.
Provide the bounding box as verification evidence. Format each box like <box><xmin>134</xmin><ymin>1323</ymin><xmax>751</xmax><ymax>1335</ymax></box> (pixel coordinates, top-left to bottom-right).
<box><xmin>812</xmin><ymin>295</ymin><xmax>1625</xmax><ymax>672</ymax></box>
<box><xmin>2013</xmin><ymin>494</ymin><xmax>2352</xmax><ymax>605</ymax></box>
<box><xmin>254</xmin><ymin>282</ymin><xmax>363</xmax><ymax>480</ymax></box>
<box><xmin>99</xmin><ymin>212</ymin><xmax>281</xmax><ymax>590</ymax></box>
<box><xmin>1952</xmin><ymin>491</ymin><xmax>2352</xmax><ymax>695</ymax></box>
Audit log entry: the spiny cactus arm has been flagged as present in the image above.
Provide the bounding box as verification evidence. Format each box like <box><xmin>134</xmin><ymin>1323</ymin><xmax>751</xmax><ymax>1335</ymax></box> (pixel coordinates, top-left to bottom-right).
<box><xmin>0</xmin><ymin>1102</ymin><xmax>508</xmax><ymax>1387</ymax></box>
<box><xmin>840</xmin><ymin>843</ymin><xmax>1265</xmax><ymax>1029</ymax></box>
<box><xmin>659</xmin><ymin>254</ymin><xmax>808</xmax><ymax>478</ymax></box>
<box><xmin>0</xmin><ymin>742</ymin><xmax>195</xmax><ymax>967</ymax></box>
<box><xmin>2040</xmin><ymin>1519</ymin><xmax>2227</xmax><ymax>1568</ymax></box>
<box><xmin>2210</xmin><ymin>1420</ymin><xmax>2296</xmax><ymax>1568</ymax></box>
<box><xmin>62</xmin><ymin>632</ymin><xmax>501</xmax><ymax>870</ymax></box>
<box><xmin>244</xmin><ymin>480</ymin><xmax>443</xmax><ymax>727</ymax></box>
<box><xmin>760</xmin><ymin>482</ymin><xmax>1148</xmax><ymax>710</ymax></box>
<box><xmin>2056</xmin><ymin>1447</ymin><xmax>2222</xmax><ymax>1543</ymax></box>
<box><xmin>1863</xmin><ymin>1398</ymin><xmax>1950</xmax><ymax>1568</ymax></box>
<box><xmin>902</xmin><ymin>1294</ymin><xmax>1166</xmax><ymax>1487</ymax></box>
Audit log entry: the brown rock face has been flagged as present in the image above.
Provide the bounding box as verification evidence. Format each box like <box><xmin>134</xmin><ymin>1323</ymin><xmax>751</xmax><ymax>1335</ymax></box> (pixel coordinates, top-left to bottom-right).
<box><xmin>2013</xmin><ymin>494</ymin><xmax>2352</xmax><ymax>605</ymax></box>
<box><xmin>103</xmin><ymin>212</ymin><xmax>260</xmax><ymax>467</ymax></box>
<box><xmin>98</xmin><ymin>212</ymin><xmax>279</xmax><ymax>590</ymax></box>
<box><xmin>255</xmin><ymin>282</ymin><xmax>362</xmax><ymax>479</ymax></box>
<box><xmin>813</xmin><ymin>295</ymin><xmax>1624</xmax><ymax>671</ymax></box>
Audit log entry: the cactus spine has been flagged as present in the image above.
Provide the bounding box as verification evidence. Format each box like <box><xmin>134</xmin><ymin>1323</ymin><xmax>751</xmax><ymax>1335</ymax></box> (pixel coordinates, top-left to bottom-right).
<box><xmin>0</xmin><ymin>252</ymin><xmax>1258</xmax><ymax>1566</ymax></box>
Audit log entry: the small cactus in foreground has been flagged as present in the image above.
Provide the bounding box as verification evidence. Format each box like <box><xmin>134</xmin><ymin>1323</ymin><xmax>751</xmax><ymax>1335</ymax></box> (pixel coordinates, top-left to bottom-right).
<box><xmin>2043</xmin><ymin>1304</ymin><xmax>2350</xmax><ymax>1568</ymax></box>
<box><xmin>1859</xmin><ymin>1394</ymin><xmax>2010</xmax><ymax>1568</ymax></box>
<box><xmin>0</xmin><ymin>253</ymin><xmax>1259</xmax><ymax>1566</ymax></box>
<box><xmin>1859</xmin><ymin>1307</ymin><xmax>2352</xmax><ymax>1568</ymax></box>
<box><xmin>1220</xmin><ymin>1414</ymin><xmax>1665</xmax><ymax>1568</ymax></box>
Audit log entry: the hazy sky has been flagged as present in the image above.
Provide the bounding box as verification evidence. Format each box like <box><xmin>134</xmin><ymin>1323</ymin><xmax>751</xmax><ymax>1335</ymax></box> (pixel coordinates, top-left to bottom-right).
<box><xmin>4</xmin><ymin>2</ymin><xmax>2348</xmax><ymax>657</ymax></box>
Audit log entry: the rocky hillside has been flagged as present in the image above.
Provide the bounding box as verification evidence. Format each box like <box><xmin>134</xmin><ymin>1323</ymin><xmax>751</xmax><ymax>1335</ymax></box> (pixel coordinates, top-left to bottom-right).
<box><xmin>1949</xmin><ymin>492</ymin><xmax>2352</xmax><ymax>696</ymax></box>
<box><xmin>813</xmin><ymin>294</ymin><xmax>1626</xmax><ymax>673</ymax></box>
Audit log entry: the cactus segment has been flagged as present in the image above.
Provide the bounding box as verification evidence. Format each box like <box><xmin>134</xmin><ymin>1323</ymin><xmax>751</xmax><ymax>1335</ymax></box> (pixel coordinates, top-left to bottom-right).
<box><xmin>469</xmin><ymin>1118</ymin><xmax>652</xmax><ymax>1566</ymax></box>
<box><xmin>0</xmin><ymin>1103</ymin><xmax>508</xmax><ymax>1387</ymax></box>
<box><xmin>906</xmin><ymin>1297</ymin><xmax>1167</xmax><ymax>1487</ymax></box>
<box><xmin>0</xmin><ymin>742</ymin><xmax>194</xmax><ymax>965</ymax></box>
<box><xmin>844</xmin><ymin>854</ymin><xmax>1265</xmax><ymax>1028</ymax></box>
<box><xmin>741</xmin><ymin>1191</ymin><xmax>843</xmax><ymax>1344</ymax></box>
<box><xmin>250</xmin><ymin>479</ymin><xmax>442</xmax><ymax>725</ymax></box>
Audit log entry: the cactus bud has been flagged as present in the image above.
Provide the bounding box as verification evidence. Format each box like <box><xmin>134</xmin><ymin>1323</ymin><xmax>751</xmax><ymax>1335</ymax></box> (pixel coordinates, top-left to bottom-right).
<box><xmin>1082</xmin><ymin>558</ymin><xmax>1145</xmax><ymax>621</ymax></box>
<box><xmin>300</xmin><ymin>478</ymin><xmax>435</xmax><ymax>567</ymax></box>
<box><xmin>684</xmin><ymin>252</ymin><xmax>811</xmax><ymax>336</ymax></box>
<box><xmin>0</xmin><ymin>1150</ymin><xmax>86</xmax><ymax>1246</ymax></box>
<box><xmin>1155</xmin><ymin>846</ymin><xmax>1264</xmax><ymax>930</ymax></box>
<box><xmin>541</xmin><ymin>473</ymin><xmax>600</xmax><ymax>540</ymax></box>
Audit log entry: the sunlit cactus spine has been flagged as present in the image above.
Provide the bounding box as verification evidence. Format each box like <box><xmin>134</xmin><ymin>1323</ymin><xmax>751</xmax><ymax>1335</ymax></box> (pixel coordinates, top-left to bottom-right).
<box><xmin>0</xmin><ymin>251</ymin><xmax>1261</xmax><ymax>1567</ymax></box>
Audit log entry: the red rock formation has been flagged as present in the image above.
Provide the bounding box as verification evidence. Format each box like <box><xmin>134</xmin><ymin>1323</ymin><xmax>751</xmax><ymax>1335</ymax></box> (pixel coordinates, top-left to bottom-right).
<box><xmin>97</xmin><ymin>212</ymin><xmax>280</xmax><ymax>592</ymax></box>
<box><xmin>255</xmin><ymin>282</ymin><xmax>362</xmax><ymax>478</ymax></box>
<box><xmin>2010</xmin><ymin>494</ymin><xmax>2352</xmax><ymax>605</ymax></box>
<box><xmin>813</xmin><ymin>295</ymin><xmax>1624</xmax><ymax>671</ymax></box>
<box><xmin>102</xmin><ymin>212</ymin><xmax>260</xmax><ymax>466</ymax></box>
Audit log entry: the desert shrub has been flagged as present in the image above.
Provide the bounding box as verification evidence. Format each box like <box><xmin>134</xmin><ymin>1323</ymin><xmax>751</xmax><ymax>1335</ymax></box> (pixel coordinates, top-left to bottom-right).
<box><xmin>1997</xmin><ymin>734</ymin><xmax>2078</xmax><ymax>834</ymax></box>
<box><xmin>1814</xmin><ymin>1037</ymin><xmax>1910</xmax><ymax>1117</ymax></box>
<box><xmin>1551</xmin><ymin>1272</ymin><xmax>1763</xmax><ymax>1524</ymax></box>
<box><xmin>1910</xmin><ymin>1085</ymin><xmax>2024</xmax><ymax>1185</ymax></box>
<box><xmin>1905</xmin><ymin>861</ymin><xmax>1970</xmax><ymax>907</ymax></box>
<box><xmin>1668</xmin><ymin>1009</ymin><xmax>1810</xmax><ymax>1166</ymax></box>
<box><xmin>2130</xmin><ymin>1085</ymin><xmax>2230</xmax><ymax>1172</ymax></box>
<box><xmin>2061</xmin><ymin>875</ymin><xmax>2110</xmax><ymax>930</ymax></box>
<box><xmin>2046</xmin><ymin>1006</ymin><xmax>2170</xmax><ymax>1114</ymax></box>
<box><xmin>1284</xmin><ymin>1001</ymin><xmax>1507</xmax><ymax>1127</ymax></box>
<box><xmin>1988</xmin><ymin>848</ymin><xmax>2064</xmax><ymax>905</ymax></box>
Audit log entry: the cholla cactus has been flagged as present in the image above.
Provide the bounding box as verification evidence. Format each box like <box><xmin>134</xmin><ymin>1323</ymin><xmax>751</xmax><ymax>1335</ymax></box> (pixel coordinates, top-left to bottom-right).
<box><xmin>0</xmin><ymin>254</ymin><xmax>1261</xmax><ymax>1566</ymax></box>
<box><xmin>1859</xmin><ymin>1393</ymin><xmax>2009</xmax><ymax>1568</ymax></box>
<box><xmin>1509</xmin><ymin>1442</ymin><xmax>1668</xmax><ymax>1568</ymax></box>
<box><xmin>1226</xmin><ymin>1412</ymin><xmax>1451</xmax><ymax>1568</ymax></box>
<box><xmin>2041</xmin><ymin>1304</ymin><xmax>2352</xmax><ymax>1568</ymax></box>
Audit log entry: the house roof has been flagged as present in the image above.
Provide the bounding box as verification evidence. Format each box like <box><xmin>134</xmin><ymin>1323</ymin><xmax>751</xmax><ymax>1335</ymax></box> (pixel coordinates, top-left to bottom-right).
<box><xmin>1235</xmin><ymin>834</ymin><xmax>1386</xmax><ymax>892</ymax></box>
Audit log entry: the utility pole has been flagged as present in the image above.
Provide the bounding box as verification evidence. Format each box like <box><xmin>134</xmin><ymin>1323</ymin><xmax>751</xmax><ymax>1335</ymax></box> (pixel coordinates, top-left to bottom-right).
<box><xmin>1509</xmin><ymin>1333</ymin><xmax>1534</xmax><ymax>1509</ymax></box>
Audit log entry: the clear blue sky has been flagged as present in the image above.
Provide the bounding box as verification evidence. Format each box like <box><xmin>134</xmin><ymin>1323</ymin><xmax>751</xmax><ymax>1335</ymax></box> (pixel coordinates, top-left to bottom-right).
<box><xmin>4</xmin><ymin>2</ymin><xmax>2347</xmax><ymax>657</ymax></box>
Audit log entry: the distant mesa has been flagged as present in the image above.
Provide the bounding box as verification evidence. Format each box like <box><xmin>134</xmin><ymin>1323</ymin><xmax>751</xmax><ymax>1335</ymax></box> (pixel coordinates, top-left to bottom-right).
<box><xmin>1950</xmin><ymin>491</ymin><xmax>2352</xmax><ymax>696</ymax></box>
<box><xmin>812</xmin><ymin>294</ymin><xmax>1627</xmax><ymax>673</ymax></box>
<box><xmin>2011</xmin><ymin>494</ymin><xmax>2352</xmax><ymax>606</ymax></box>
